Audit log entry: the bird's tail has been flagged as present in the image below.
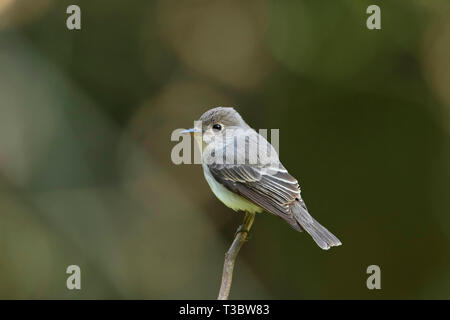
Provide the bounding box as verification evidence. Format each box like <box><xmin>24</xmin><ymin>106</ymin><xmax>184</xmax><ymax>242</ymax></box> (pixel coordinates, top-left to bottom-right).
<box><xmin>291</xmin><ymin>201</ymin><xmax>342</xmax><ymax>250</ymax></box>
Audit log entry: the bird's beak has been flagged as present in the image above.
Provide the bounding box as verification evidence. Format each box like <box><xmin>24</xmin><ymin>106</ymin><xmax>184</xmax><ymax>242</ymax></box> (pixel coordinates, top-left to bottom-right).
<box><xmin>181</xmin><ymin>128</ymin><xmax>200</xmax><ymax>135</ymax></box>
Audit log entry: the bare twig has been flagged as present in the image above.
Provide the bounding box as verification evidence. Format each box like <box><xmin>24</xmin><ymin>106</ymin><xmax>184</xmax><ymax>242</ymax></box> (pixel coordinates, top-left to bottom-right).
<box><xmin>218</xmin><ymin>212</ymin><xmax>255</xmax><ymax>300</ymax></box>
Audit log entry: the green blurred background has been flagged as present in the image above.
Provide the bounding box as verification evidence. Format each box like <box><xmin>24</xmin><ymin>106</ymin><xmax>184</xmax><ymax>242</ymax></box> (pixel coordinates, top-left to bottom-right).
<box><xmin>0</xmin><ymin>0</ymin><xmax>449</xmax><ymax>299</ymax></box>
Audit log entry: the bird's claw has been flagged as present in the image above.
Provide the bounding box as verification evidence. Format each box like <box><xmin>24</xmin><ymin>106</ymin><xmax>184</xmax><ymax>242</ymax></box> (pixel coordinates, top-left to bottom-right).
<box><xmin>235</xmin><ymin>224</ymin><xmax>251</xmax><ymax>239</ymax></box>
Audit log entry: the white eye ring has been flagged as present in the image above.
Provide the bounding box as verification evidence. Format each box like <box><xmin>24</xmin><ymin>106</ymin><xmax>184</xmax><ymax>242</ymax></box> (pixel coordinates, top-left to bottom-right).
<box><xmin>212</xmin><ymin>123</ymin><xmax>222</xmax><ymax>131</ymax></box>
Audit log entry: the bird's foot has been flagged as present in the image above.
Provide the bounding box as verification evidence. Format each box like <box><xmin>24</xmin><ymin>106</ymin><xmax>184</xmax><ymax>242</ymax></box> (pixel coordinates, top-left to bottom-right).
<box><xmin>234</xmin><ymin>224</ymin><xmax>251</xmax><ymax>239</ymax></box>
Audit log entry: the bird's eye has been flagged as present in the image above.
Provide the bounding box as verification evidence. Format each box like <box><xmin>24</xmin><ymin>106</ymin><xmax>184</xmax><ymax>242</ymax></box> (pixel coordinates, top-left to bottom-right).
<box><xmin>212</xmin><ymin>124</ymin><xmax>222</xmax><ymax>131</ymax></box>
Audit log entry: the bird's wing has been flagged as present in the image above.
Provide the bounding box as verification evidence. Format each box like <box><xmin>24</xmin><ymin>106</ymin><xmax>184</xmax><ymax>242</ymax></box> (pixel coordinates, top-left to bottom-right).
<box><xmin>207</xmin><ymin>160</ymin><xmax>305</xmax><ymax>231</ymax></box>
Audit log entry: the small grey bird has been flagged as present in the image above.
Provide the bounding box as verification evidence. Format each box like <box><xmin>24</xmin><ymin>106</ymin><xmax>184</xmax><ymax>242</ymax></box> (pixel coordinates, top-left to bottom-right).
<box><xmin>183</xmin><ymin>107</ymin><xmax>342</xmax><ymax>250</ymax></box>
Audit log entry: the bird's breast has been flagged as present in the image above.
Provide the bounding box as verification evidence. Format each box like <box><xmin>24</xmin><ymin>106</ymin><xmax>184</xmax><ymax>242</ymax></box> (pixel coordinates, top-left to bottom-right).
<box><xmin>202</xmin><ymin>163</ymin><xmax>263</xmax><ymax>214</ymax></box>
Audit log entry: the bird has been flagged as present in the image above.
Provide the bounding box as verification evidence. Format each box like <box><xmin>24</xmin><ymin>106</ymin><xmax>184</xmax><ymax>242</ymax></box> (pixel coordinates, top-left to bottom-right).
<box><xmin>182</xmin><ymin>106</ymin><xmax>342</xmax><ymax>250</ymax></box>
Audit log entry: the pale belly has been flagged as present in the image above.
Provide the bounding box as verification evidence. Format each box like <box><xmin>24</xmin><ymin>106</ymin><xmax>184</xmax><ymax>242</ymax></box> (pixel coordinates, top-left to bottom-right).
<box><xmin>202</xmin><ymin>163</ymin><xmax>263</xmax><ymax>214</ymax></box>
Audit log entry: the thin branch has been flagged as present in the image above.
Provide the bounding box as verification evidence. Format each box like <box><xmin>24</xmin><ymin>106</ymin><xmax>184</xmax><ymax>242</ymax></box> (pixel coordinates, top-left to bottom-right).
<box><xmin>218</xmin><ymin>212</ymin><xmax>255</xmax><ymax>300</ymax></box>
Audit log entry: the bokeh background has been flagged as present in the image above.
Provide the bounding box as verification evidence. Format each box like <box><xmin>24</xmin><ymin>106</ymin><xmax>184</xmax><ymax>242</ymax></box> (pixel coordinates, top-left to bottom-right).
<box><xmin>0</xmin><ymin>0</ymin><xmax>449</xmax><ymax>299</ymax></box>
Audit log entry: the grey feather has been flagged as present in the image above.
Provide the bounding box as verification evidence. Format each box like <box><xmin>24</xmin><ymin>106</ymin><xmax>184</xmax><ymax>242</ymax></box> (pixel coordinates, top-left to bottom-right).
<box><xmin>210</xmin><ymin>164</ymin><xmax>342</xmax><ymax>249</ymax></box>
<box><xmin>291</xmin><ymin>200</ymin><xmax>342</xmax><ymax>250</ymax></box>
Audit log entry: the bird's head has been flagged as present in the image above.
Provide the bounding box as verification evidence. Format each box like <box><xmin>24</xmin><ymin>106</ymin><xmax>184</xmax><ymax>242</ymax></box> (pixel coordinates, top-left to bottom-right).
<box><xmin>182</xmin><ymin>106</ymin><xmax>250</xmax><ymax>146</ymax></box>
